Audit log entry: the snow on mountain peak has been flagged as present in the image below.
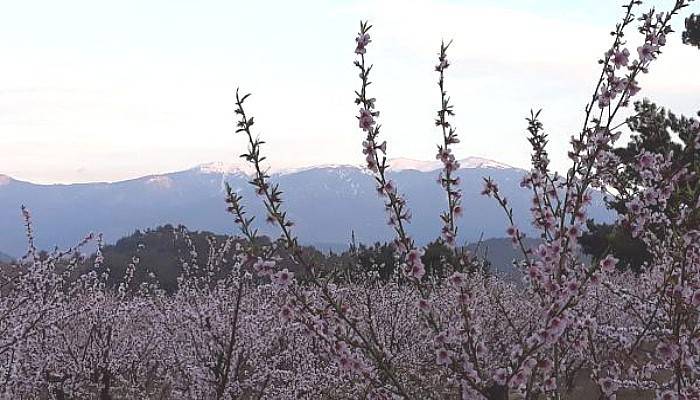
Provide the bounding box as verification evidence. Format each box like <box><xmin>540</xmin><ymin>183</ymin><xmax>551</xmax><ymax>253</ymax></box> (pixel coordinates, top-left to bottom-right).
<box><xmin>198</xmin><ymin>162</ymin><xmax>368</xmax><ymax>177</ymax></box>
<box><xmin>0</xmin><ymin>175</ymin><xmax>11</xmax><ymax>186</ymax></box>
<box><xmin>387</xmin><ymin>158</ymin><xmax>441</xmax><ymax>172</ymax></box>
<box><xmin>197</xmin><ymin>161</ymin><xmax>252</xmax><ymax>176</ymax></box>
<box><xmin>146</xmin><ymin>176</ymin><xmax>174</xmax><ymax>189</ymax></box>
<box><xmin>273</xmin><ymin>164</ymin><xmax>364</xmax><ymax>176</ymax></box>
<box><xmin>458</xmin><ymin>156</ymin><xmax>512</xmax><ymax>169</ymax></box>
<box><xmin>387</xmin><ymin>157</ymin><xmax>512</xmax><ymax>172</ymax></box>
<box><xmin>195</xmin><ymin>157</ymin><xmax>513</xmax><ymax>177</ymax></box>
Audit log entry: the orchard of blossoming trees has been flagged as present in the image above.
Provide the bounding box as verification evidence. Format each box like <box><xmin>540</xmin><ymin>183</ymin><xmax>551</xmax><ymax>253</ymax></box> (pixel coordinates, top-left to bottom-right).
<box><xmin>2</xmin><ymin>0</ymin><xmax>699</xmax><ymax>399</ymax></box>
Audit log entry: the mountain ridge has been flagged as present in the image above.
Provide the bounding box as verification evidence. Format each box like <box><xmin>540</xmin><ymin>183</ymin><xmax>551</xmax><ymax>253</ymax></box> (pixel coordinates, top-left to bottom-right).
<box><xmin>0</xmin><ymin>156</ymin><xmax>520</xmax><ymax>186</ymax></box>
<box><xmin>0</xmin><ymin>157</ymin><xmax>613</xmax><ymax>257</ymax></box>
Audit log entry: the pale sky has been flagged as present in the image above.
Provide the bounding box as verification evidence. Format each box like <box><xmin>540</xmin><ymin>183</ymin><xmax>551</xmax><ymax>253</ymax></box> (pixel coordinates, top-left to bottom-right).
<box><xmin>1</xmin><ymin>0</ymin><xmax>698</xmax><ymax>184</ymax></box>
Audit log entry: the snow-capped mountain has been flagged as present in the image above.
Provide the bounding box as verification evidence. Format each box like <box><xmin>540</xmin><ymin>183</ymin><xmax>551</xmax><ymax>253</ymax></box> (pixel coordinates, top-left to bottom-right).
<box><xmin>197</xmin><ymin>161</ymin><xmax>253</xmax><ymax>176</ymax></box>
<box><xmin>0</xmin><ymin>158</ymin><xmax>612</xmax><ymax>257</ymax></box>
<box><xmin>387</xmin><ymin>157</ymin><xmax>512</xmax><ymax>172</ymax></box>
<box><xmin>194</xmin><ymin>156</ymin><xmax>513</xmax><ymax>177</ymax></box>
<box><xmin>0</xmin><ymin>175</ymin><xmax>11</xmax><ymax>186</ymax></box>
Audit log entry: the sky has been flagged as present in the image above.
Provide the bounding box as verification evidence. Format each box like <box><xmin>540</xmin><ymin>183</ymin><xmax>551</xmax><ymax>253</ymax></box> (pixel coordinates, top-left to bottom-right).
<box><xmin>0</xmin><ymin>0</ymin><xmax>698</xmax><ymax>184</ymax></box>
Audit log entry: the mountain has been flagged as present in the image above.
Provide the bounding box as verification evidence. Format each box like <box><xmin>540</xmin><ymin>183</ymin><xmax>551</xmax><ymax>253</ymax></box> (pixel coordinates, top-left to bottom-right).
<box><xmin>466</xmin><ymin>237</ymin><xmax>542</xmax><ymax>277</ymax></box>
<box><xmin>0</xmin><ymin>251</ymin><xmax>12</xmax><ymax>264</ymax></box>
<box><xmin>0</xmin><ymin>157</ymin><xmax>613</xmax><ymax>257</ymax></box>
<box><xmin>387</xmin><ymin>156</ymin><xmax>513</xmax><ymax>172</ymax></box>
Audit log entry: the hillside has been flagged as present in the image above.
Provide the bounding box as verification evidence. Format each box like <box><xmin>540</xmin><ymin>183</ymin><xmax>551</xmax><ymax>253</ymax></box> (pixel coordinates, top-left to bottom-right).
<box><xmin>66</xmin><ymin>225</ymin><xmax>548</xmax><ymax>291</ymax></box>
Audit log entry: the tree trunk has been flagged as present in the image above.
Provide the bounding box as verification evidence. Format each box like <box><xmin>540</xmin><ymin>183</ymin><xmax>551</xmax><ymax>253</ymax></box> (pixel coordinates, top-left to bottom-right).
<box><xmin>99</xmin><ymin>369</ymin><xmax>112</xmax><ymax>400</ymax></box>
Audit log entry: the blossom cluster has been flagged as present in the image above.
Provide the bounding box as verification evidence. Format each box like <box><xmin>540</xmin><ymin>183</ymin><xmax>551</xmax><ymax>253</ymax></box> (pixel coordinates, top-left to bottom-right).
<box><xmin>353</xmin><ymin>21</ymin><xmax>420</xmax><ymax>278</ymax></box>
<box><xmin>434</xmin><ymin>40</ymin><xmax>463</xmax><ymax>248</ymax></box>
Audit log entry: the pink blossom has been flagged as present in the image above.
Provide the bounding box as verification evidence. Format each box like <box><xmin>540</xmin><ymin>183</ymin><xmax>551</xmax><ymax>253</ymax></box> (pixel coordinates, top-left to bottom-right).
<box><xmin>355</xmin><ymin>33</ymin><xmax>371</xmax><ymax>54</ymax></box>
<box><xmin>457</xmin><ymin>292</ymin><xmax>470</xmax><ymax>305</ymax></box>
<box><xmin>408</xmin><ymin>262</ymin><xmax>425</xmax><ymax>280</ymax></box>
<box><xmin>506</xmin><ymin>226</ymin><xmax>519</xmax><ymax>238</ymax></box>
<box><xmin>657</xmin><ymin>33</ymin><xmax>667</xmax><ymax>46</ymax></box>
<box><xmin>406</xmin><ymin>248</ymin><xmax>423</xmax><ymax>265</ymax></box>
<box><xmin>481</xmin><ymin>180</ymin><xmax>499</xmax><ymax>197</ymax></box>
<box><xmin>566</xmin><ymin>280</ymin><xmax>579</xmax><ymax>295</ymax></box>
<box><xmin>442</xmin><ymin>229</ymin><xmax>456</xmax><ymax>247</ymax></box>
<box><xmin>416</xmin><ymin>298</ymin><xmax>431</xmax><ymax>313</ymax></box>
<box><xmin>406</xmin><ymin>249</ymin><xmax>426</xmax><ymax>279</ymax></box>
<box><xmin>627</xmin><ymin>79</ymin><xmax>641</xmax><ymax>97</ymax></box>
<box><xmin>436</xmin><ymin>348</ymin><xmax>451</xmax><ymax>366</ymax></box>
<box><xmin>272</xmin><ymin>268</ymin><xmax>294</xmax><ymax>287</ymax></box>
<box><xmin>358</xmin><ymin>108</ymin><xmax>375</xmax><ymax>131</ymax></box>
<box><xmin>493</xmin><ymin>368</ymin><xmax>509</xmax><ymax>386</ymax></box>
<box><xmin>544</xmin><ymin>377</ymin><xmax>556</xmax><ymax>391</ymax></box>
<box><xmin>600</xmin><ymin>255</ymin><xmax>619</xmax><ymax>272</ymax></box>
<box><xmin>436</xmin><ymin>147</ymin><xmax>452</xmax><ymax>163</ymax></box>
<box><xmin>659</xmin><ymin>390</ymin><xmax>677</xmax><ymax>400</ymax></box>
<box><xmin>598</xmin><ymin>84</ymin><xmax>613</xmax><ymax>108</ymax></box>
<box><xmin>362</xmin><ymin>140</ymin><xmax>375</xmax><ymax>156</ymax></box>
<box><xmin>448</xmin><ymin>272</ymin><xmax>468</xmax><ymax>288</ymax></box>
<box><xmin>253</xmin><ymin>258</ymin><xmax>275</xmax><ymax>277</ymax></box>
<box><xmin>567</xmin><ymin>225</ymin><xmax>582</xmax><ymax>239</ymax></box>
<box><xmin>528</xmin><ymin>265</ymin><xmax>542</xmax><ymax>282</ymax></box>
<box><xmin>365</xmin><ymin>154</ymin><xmax>378</xmax><ymax>172</ymax></box>
<box><xmin>598</xmin><ymin>377</ymin><xmax>619</xmax><ymax>395</ymax></box>
<box><xmin>612</xmin><ymin>48</ymin><xmax>630</xmax><ymax>68</ymax></box>
<box><xmin>610</xmin><ymin>76</ymin><xmax>627</xmax><ymax>93</ymax></box>
<box><xmin>278</xmin><ymin>305</ymin><xmax>294</xmax><ymax>322</ymax></box>
<box><xmin>435</xmin><ymin>58</ymin><xmax>449</xmax><ymax>71</ymax></box>
<box><xmin>383</xmin><ymin>180</ymin><xmax>396</xmax><ymax>195</ymax></box>
<box><xmin>639</xmin><ymin>152</ymin><xmax>655</xmax><ymax>168</ymax></box>
<box><xmin>637</xmin><ymin>43</ymin><xmax>657</xmax><ymax>63</ymax></box>
<box><xmin>656</xmin><ymin>341</ymin><xmax>680</xmax><ymax>362</ymax></box>
<box><xmin>338</xmin><ymin>354</ymin><xmax>353</xmax><ymax>371</ymax></box>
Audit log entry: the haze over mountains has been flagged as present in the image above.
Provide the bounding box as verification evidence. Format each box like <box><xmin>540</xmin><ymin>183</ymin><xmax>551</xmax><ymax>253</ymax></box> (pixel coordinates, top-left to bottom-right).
<box><xmin>0</xmin><ymin>157</ymin><xmax>614</xmax><ymax>257</ymax></box>
<box><xmin>0</xmin><ymin>251</ymin><xmax>12</xmax><ymax>263</ymax></box>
